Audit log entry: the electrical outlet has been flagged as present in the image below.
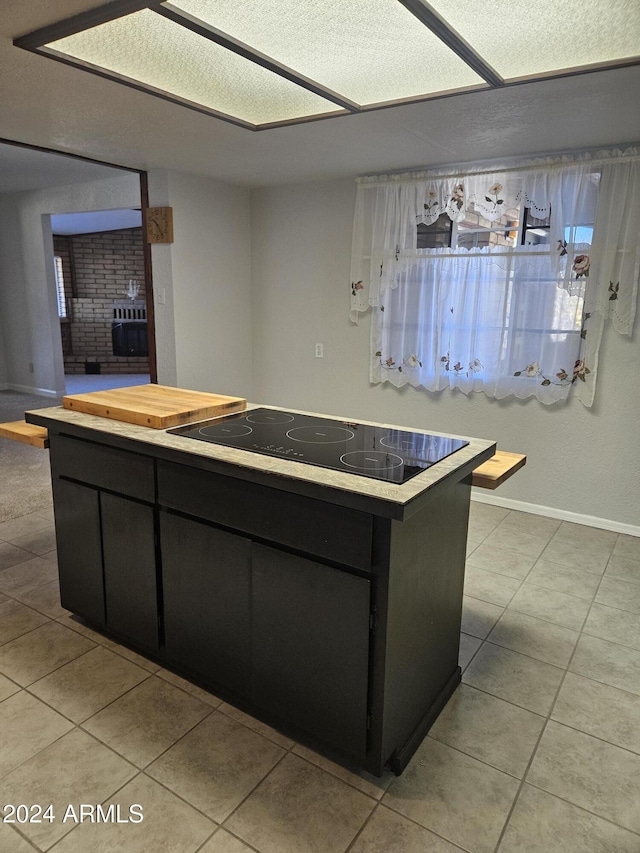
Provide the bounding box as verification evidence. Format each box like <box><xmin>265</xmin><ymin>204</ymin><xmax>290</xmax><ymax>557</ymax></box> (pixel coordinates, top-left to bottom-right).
<box><xmin>315</xmin><ymin>343</ymin><xmax>324</xmax><ymax>358</ymax></box>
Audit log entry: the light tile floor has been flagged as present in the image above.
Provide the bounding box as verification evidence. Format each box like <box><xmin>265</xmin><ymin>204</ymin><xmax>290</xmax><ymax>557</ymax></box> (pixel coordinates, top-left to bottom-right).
<box><xmin>1</xmin><ymin>501</ymin><xmax>640</xmax><ymax>852</ymax></box>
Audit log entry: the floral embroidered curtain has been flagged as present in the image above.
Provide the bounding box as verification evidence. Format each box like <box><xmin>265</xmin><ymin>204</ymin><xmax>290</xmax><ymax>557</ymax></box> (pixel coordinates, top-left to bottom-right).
<box><xmin>350</xmin><ymin>148</ymin><xmax>640</xmax><ymax>406</ymax></box>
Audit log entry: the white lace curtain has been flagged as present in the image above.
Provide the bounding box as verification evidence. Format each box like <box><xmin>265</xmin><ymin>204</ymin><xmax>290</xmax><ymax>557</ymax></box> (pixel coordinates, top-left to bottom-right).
<box><xmin>350</xmin><ymin>149</ymin><xmax>640</xmax><ymax>406</ymax></box>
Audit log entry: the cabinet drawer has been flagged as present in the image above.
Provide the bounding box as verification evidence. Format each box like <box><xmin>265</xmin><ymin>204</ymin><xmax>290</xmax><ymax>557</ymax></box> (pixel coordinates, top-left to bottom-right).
<box><xmin>49</xmin><ymin>433</ymin><xmax>155</xmax><ymax>502</ymax></box>
<box><xmin>157</xmin><ymin>460</ymin><xmax>373</xmax><ymax>571</ymax></box>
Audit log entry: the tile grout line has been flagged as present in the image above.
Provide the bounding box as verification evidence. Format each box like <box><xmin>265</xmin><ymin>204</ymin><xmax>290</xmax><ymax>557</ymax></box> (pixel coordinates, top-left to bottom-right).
<box><xmin>345</xmin><ymin>798</ymin><xmax>473</xmax><ymax>853</ymax></box>
<box><xmin>216</xmin><ymin>746</ymin><xmax>293</xmax><ymax>835</ymax></box>
<box><xmin>492</xmin><ymin>533</ymin><xmax>639</xmax><ymax>850</ymax></box>
<box><xmin>520</xmin><ymin>781</ymin><xmax>640</xmax><ymax>841</ymax></box>
<box><xmin>7</xmin><ymin>821</ymin><xmax>42</xmax><ymax>852</ymax></box>
<box><xmin>461</xmin><ymin>518</ymin><xmax>621</xmax><ymax>849</ymax></box>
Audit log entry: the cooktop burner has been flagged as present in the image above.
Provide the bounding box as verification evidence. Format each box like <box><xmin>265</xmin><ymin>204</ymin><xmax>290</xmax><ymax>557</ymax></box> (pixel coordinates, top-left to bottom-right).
<box><xmin>168</xmin><ymin>408</ymin><xmax>469</xmax><ymax>484</ymax></box>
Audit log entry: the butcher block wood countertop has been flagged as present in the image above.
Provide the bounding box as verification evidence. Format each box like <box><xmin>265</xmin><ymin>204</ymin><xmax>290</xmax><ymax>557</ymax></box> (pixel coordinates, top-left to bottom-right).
<box><xmin>62</xmin><ymin>383</ymin><xmax>246</xmax><ymax>428</ymax></box>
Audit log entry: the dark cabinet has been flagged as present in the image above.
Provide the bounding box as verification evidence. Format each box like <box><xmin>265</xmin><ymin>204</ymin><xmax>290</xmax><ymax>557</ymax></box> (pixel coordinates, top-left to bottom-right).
<box><xmin>252</xmin><ymin>544</ymin><xmax>371</xmax><ymax>758</ymax></box>
<box><xmin>44</xmin><ymin>427</ymin><xmax>473</xmax><ymax>776</ymax></box>
<box><xmin>102</xmin><ymin>494</ymin><xmax>158</xmax><ymax>653</ymax></box>
<box><xmin>49</xmin><ymin>434</ymin><xmax>159</xmax><ymax>651</ymax></box>
<box><xmin>157</xmin><ymin>459</ymin><xmax>373</xmax><ymax>570</ymax></box>
<box><xmin>51</xmin><ymin>478</ymin><xmax>105</xmax><ymax>626</ymax></box>
<box><xmin>48</xmin><ymin>433</ymin><xmax>154</xmax><ymax>501</ymax></box>
<box><xmin>160</xmin><ymin>512</ymin><xmax>252</xmax><ymax>696</ymax></box>
<box><xmin>159</xmin><ymin>513</ymin><xmax>371</xmax><ymax>752</ymax></box>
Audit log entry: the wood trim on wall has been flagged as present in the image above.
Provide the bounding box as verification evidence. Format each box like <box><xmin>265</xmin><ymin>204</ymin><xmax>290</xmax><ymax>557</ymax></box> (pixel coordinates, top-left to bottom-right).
<box><xmin>139</xmin><ymin>171</ymin><xmax>158</xmax><ymax>384</ymax></box>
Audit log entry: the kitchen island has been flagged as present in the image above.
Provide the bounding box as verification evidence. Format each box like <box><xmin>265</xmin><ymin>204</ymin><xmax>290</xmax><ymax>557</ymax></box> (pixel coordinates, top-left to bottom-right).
<box><xmin>26</xmin><ymin>402</ymin><xmax>495</xmax><ymax>777</ymax></box>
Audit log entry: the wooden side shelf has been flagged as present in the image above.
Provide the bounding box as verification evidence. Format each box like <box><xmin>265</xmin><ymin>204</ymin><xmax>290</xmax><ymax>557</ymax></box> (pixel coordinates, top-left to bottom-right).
<box><xmin>0</xmin><ymin>421</ymin><xmax>49</xmax><ymax>449</ymax></box>
<box><xmin>472</xmin><ymin>450</ymin><xmax>526</xmax><ymax>490</ymax></box>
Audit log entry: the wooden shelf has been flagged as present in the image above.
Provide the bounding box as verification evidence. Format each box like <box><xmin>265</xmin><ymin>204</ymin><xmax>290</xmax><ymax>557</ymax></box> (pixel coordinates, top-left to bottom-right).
<box><xmin>0</xmin><ymin>420</ymin><xmax>49</xmax><ymax>448</ymax></box>
<box><xmin>472</xmin><ymin>450</ymin><xmax>526</xmax><ymax>490</ymax></box>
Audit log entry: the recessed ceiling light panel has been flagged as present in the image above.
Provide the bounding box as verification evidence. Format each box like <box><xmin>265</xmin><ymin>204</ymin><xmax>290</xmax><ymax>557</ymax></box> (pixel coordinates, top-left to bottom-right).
<box><xmin>426</xmin><ymin>0</ymin><xmax>640</xmax><ymax>80</ymax></box>
<box><xmin>14</xmin><ymin>0</ymin><xmax>640</xmax><ymax>130</ymax></box>
<box><xmin>44</xmin><ymin>8</ymin><xmax>344</xmax><ymax>126</ymax></box>
<box><xmin>169</xmin><ymin>0</ymin><xmax>486</xmax><ymax>105</ymax></box>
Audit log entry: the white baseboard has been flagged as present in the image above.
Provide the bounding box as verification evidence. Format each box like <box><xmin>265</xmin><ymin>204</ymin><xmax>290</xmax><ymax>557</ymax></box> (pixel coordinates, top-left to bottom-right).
<box><xmin>8</xmin><ymin>383</ymin><xmax>58</xmax><ymax>398</ymax></box>
<box><xmin>471</xmin><ymin>488</ymin><xmax>640</xmax><ymax>538</ymax></box>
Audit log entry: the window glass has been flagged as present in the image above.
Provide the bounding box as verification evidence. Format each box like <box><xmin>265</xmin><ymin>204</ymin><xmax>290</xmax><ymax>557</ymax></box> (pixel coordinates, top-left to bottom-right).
<box><xmin>417</xmin><ymin>214</ymin><xmax>452</xmax><ymax>249</ymax></box>
<box><xmin>54</xmin><ymin>255</ymin><xmax>67</xmax><ymax>319</ymax></box>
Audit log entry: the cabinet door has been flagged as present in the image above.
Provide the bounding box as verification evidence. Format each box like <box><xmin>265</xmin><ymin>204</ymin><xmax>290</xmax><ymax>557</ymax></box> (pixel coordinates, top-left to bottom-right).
<box><xmin>252</xmin><ymin>544</ymin><xmax>371</xmax><ymax>759</ymax></box>
<box><xmin>51</xmin><ymin>478</ymin><xmax>105</xmax><ymax>626</ymax></box>
<box><xmin>160</xmin><ymin>513</ymin><xmax>252</xmax><ymax>697</ymax></box>
<box><xmin>101</xmin><ymin>493</ymin><xmax>159</xmax><ymax>653</ymax></box>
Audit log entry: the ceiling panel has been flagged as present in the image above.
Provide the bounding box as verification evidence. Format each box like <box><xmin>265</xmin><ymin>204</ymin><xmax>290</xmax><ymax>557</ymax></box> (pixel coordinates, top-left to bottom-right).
<box><xmin>45</xmin><ymin>8</ymin><xmax>345</xmax><ymax>126</ymax></box>
<box><xmin>426</xmin><ymin>0</ymin><xmax>640</xmax><ymax>80</ymax></box>
<box><xmin>169</xmin><ymin>0</ymin><xmax>485</xmax><ymax>105</ymax></box>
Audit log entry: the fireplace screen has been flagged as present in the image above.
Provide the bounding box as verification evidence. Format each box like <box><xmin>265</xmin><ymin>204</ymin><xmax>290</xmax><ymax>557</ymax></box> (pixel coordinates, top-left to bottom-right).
<box><xmin>111</xmin><ymin>321</ymin><xmax>148</xmax><ymax>357</ymax></box>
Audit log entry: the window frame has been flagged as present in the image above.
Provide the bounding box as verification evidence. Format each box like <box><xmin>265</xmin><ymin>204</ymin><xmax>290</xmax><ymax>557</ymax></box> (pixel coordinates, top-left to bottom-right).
<box><xmin>417</xmin><ymin>202</ymin><xmax>552</xmax><ymax>252</ymax></box>
<box><xmin>53</xmin><ymin>254</ymin><xmax>69</xmax><ymax>321</ymax></box>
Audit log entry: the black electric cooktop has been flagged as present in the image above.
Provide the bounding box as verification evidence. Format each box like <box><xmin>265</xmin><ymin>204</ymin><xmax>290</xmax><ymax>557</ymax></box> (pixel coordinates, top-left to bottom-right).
<box><xmin>168</xmin><ymin>408</ymin><xmax>469</xmax><ymax>485</ymax></box>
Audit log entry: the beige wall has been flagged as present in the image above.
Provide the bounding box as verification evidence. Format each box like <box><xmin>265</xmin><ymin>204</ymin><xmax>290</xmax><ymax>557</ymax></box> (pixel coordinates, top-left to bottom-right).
<box><xmin>250</xmin><ymin>178</ymin><xmax>640</xmax><ymax>531</ymax></box>
<box><xmin>148</xmin><ymin>170</ymin><xmax>253</xmax><ymax>400</ymax></box>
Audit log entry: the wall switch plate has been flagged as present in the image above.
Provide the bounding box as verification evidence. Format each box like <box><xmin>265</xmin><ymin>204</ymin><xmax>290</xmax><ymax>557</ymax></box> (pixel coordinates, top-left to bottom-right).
<box><xmin>315</xmin><ymin>343</ymin><xmax>324</xmax><ymax>358</ymax></box>
<box><xmin>157</xmin><ymin>288</ymin><xmax>166</xmax><ymax>305</ymax></box>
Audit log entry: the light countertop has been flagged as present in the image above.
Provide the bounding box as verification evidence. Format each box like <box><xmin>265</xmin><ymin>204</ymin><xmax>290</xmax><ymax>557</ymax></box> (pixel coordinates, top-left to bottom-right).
<box><xmin>27</xmin><ymin>402</ymin><xmax>496</xmax><ymax>519</ymax></box>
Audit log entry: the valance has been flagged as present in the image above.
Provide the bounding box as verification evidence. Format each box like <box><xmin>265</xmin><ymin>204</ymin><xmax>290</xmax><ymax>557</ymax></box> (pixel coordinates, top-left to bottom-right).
<box><xmin>350</xmin><ymin>147</ymin><xmax>640</xmax><ymax>407</ymax></box>
<box><xmin>350</xmin><ymin>147</ymin><xmax>640</xmax><ymax>337</ymax></box>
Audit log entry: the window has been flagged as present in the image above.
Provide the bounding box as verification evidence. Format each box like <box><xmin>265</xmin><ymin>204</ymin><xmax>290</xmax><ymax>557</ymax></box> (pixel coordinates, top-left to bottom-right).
<box><xmin>54</xmin><ymin>255</ymin><xmax>68</xmax><ymax>319</ymax></box>
<box><xmin>418</xmin><ymin>203</ymin><xmax>549</xmax><ymax>250</ymax></box>
<box><xmin>416</xmin><ymin>214</ymin><xmax>452</xmax><ymax>249</ymax></box>
<box><xmin>398</xmin><ymin>186</ymin><xmax>595</xmax><ymax>401</ymax></box>
<box><xmin>350</xmin><ymin>151</ymin><xmax>640</xmax><ymax>407</ymax></box>
<box><xmin>522</xmin><ymin>208</ymin><xmax>551</xmax><ymax>246</ymax></box>
<box><xmin>374</xmin><ymin>237</ymin><xmax>589</xmax><ymax>403</ymax></box>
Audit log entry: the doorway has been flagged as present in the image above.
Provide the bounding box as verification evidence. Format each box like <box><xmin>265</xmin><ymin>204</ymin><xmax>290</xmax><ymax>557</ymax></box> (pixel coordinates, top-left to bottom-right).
<box><xmin>0</xmin><ymin>139</ymin><xmax>157</xmax><ymax>398</ymax></box>
<box><xmin>50</xmin><ymin>208</ymin><xmax>151</xmax><ymax>395</ymax></box>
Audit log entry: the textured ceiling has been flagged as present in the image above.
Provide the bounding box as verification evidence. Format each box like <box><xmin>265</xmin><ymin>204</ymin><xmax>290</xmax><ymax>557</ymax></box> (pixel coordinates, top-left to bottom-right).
<box><xmin>0</xmin><ymin>142</ymin><xmax>136</xmax><ymax>193</ymax></box>
<box><xmin>2</xmin><ymin>0</ymin><xmax>640</xmax><ymax>190</ymax></box>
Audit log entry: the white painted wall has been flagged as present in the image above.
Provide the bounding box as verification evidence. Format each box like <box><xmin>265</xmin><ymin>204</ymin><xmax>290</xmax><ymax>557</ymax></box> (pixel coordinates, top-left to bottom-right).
<box><xmin>251</xmin><ymin>179</ymin><xmax>640</xmax><ymax>530</ymax></box>
<box><xmin>0</xmin><ymin>317</ymin><xmax>7</xmax><ymax>387</ymax></box>
<box><xmin>148</xmin><ymin>170</ymin><xmax>253</xmax><ymax>399</ymax></box>
<box><xmin>0</xmin><ymin>173</ymin><xmax>141</xmax><ymax>395</ymax></box>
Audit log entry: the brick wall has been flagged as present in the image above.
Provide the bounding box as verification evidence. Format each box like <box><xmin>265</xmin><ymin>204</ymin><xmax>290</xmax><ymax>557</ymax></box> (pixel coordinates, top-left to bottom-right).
<box><xmin>54</xmin><ymin>228</ymin><xmax>148</xmax><ymax>374</ymax></box>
